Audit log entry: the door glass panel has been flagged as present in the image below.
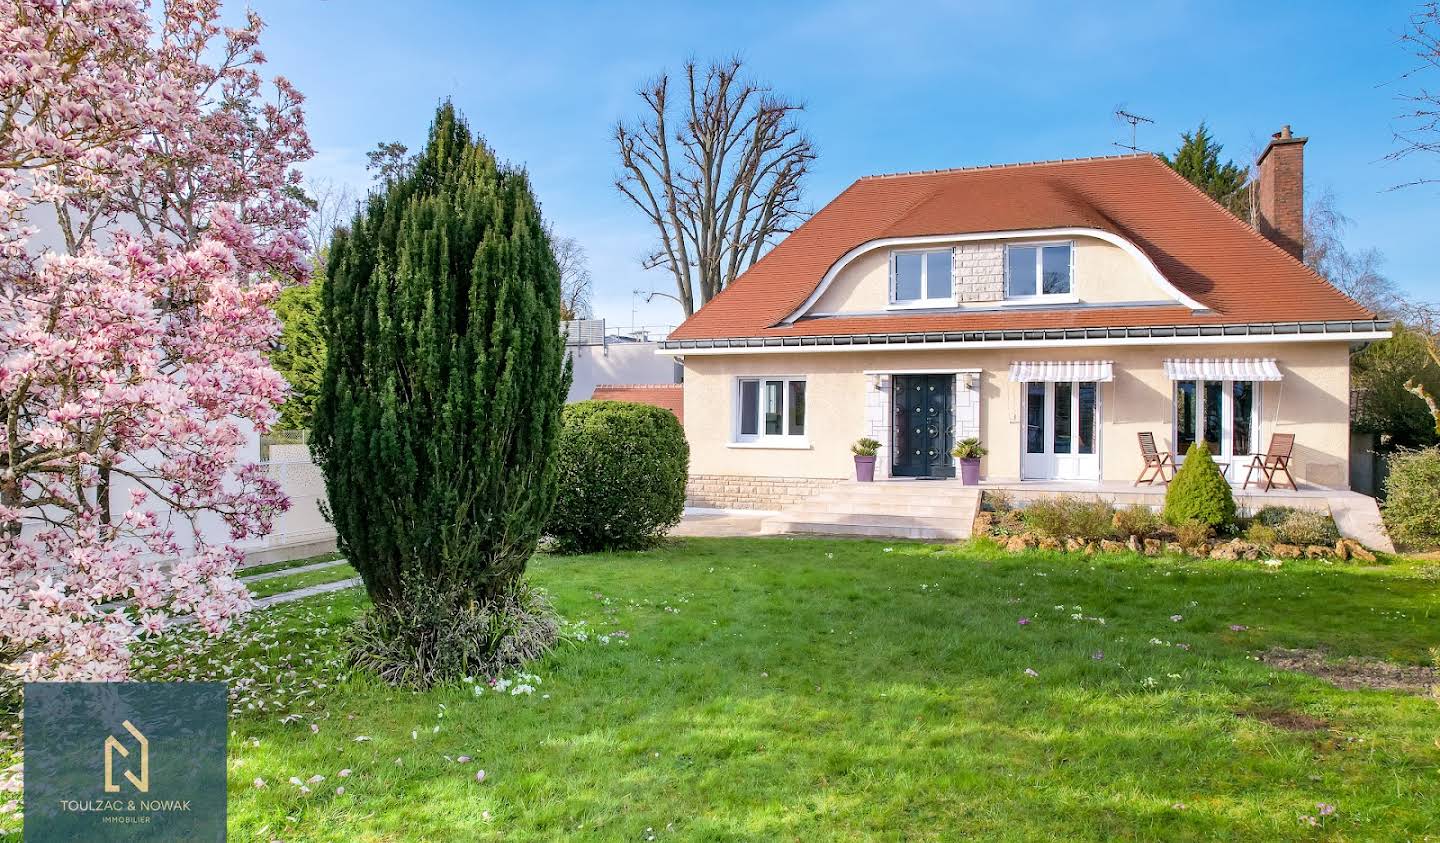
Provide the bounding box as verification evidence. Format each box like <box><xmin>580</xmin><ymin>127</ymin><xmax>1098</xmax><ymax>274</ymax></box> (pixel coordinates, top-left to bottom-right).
<box><xmin>926</xmin><ymin>251</ymin><xmax>952</xmax><ymax>299</ymax></box>
<box><xmin>1175</xmin><ymin>381</ymin><xmax>1196</xmax><ymax>452</ymax></box>
<box><xmin>1026</xmin><ymin>382</ymin><xmax>1045</xmax><ymax>454</ymax></box>
<box><xmin>739</xmin><ymin>380</ymin><xmax>758</xmax><ymax>436</ymax></box>
<box><xmin>1203</xmin><ymin>380</ymin><xmax>1222</xmax><ymax>454</ymax></box>
<box><xmin>764</xmin><ymin>380</ymin><xmax>783</xmax><ymax>435</ymax></box>
<box><xmin>1232</xmin><ymin>380</ymin><xmax>1253</xmax><ymax>456</ymax></box>
<box><xmin>1054</xmin><ymin>381</ymin><xmax>1072</xmax><ymax>454</ymax></box>
<box><xmin>788</xmin><ymin>381</ymin><xmax>806</xmax><ymax>436</ymax></box>
<box><xmin>1077</xmin><ymin>381</ymin><xmax>1096</xmax><ymax>455</ymax></box>
<box><xmin>894</xmin><ymin>253</ymin><xmax>922</xmax><ymax>301</ymax></box>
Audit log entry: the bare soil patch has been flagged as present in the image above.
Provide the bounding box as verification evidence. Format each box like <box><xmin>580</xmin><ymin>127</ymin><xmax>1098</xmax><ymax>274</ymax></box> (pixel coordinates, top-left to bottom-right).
<box><xmin>1237</xmin><ymin>707</ymin><xmax>1330</xmax><ymax>731</ymax></box>
<box><xmin>1260</xmin><ymin>647</ymin><xmax>1439</xmax><ymax>694</ymax></box>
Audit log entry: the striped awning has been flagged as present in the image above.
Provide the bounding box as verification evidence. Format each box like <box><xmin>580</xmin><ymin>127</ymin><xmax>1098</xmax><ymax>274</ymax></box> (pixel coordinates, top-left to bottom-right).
<box><xmin>1163</xmin><ymin>358</ymin><xmax>1282</xmax><ymax>381</ymax></box>
<box><xmin>1008</xmin><ymin>360</ymin><xmax>1114</xmax><ymax>382</ymax></box>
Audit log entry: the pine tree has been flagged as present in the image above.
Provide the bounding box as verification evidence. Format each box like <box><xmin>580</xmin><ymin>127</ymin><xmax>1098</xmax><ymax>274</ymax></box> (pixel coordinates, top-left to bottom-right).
<box><xmin>1163</xmin><ymin>444</ymin><xmax>1238</xmax><ymax>530</ymax></box>
<box><xmin>311</xmin><ymin>103</ymin><xmax>570</xmax><ymax>685</ymax></box>
<box><xmin>1162</xmin><ymin>122</ymin><xmax>1251</xmax><ymax>218</ymax></box>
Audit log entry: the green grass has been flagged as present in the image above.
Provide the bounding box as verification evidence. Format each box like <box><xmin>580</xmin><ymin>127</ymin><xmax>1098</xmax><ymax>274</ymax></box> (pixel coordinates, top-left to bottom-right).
<box><xmin>29</xmin><ymin>538</ymin><xmax>1440</xmax><ymax>840</ymax></box>
<box><xmin>237</xmin><ymin>551</ymin><xmax>346</xmax><ymax>578</ymax></box>
<box><xmin>242</xmin><ymin>562</ymin><xmax>357</xmax><ymax>599</ymax></box>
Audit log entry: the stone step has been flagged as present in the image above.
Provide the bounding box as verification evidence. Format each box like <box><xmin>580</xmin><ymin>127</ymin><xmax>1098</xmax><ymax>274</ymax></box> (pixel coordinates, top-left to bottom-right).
<box><xmin>762</xmin><ymin>481</ymin><xmax>981</xmax><ymax>540</ymax></box>
<box><xmin>796</xmin><ymin>500</ymin><xmax>978</xmax><ymax>517</ymax></box>
<box><xmin>809</xmin><ymin>485</ymin><xmax>981</xmax><ymax>502</ymax></box>
<box><xmin>759</xmin><ymin>518</ymin><xmax>968</xmax><ymax>541</ymax></box>
<box><xmin>775</xmin><ymin>509</ymin><xmax>974</xmax><ymax>528</ymax></box>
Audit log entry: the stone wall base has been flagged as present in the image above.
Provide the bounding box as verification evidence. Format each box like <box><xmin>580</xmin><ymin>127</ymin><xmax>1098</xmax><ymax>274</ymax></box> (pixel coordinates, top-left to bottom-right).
<box><xmin>686</xmin><ymin>474</ymin><xmax>841</xmax><ymax>511</ymax></box>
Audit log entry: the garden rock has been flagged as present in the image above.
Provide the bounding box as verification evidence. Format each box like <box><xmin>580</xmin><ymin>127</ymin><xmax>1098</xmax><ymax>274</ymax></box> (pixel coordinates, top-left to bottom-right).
<box><xmin>1065</xmin><ymin>538</ymin><xmax>1085</xmax><ymax>553</ymax></box>
<box><xmin>1038</xmin><ymin>537</ymin><xmax>1063</xmax><ymax>552</ymax></box>
<box><xmin>1304</xmin><ymin>544</ymin><xmax>1333</xmax><ymax>559</ymax></box>
<box><xmin>1126</xmin><ymin>535</ymin><xmax>1142</xmax><ymax>553</ymax></box>
<box><xmin>1099</xmin><ymin>539</ymin><xmax>1126</xmax><ymax>554</ymax></box>
<box><xmin>1338</xmin><ymin>539</ymin><xmax>1376</xmax><ymax>562</ymax></box>
<box><xmin>1143</xmin><ymin>538</ymin><xmax>1164</xmax><ymax>556</ymax></box>
<box><xmin>1083</xmin><ymin>542</ymin><xmax>1100</xmax><ymax>555</ymax></box>
<box><xmin>1210</xmin><ymin>540</ymin><xmax>1261</xmax><ymax>561</ymax></box>
<box><xmin>1272</xmin><ymin>543</ymin><xmax>1303</xmax><ymax>559</ymax></box>
<box><xmin>1005</xmin><ymin>534</ymin><xmax>1037</xmax><ymax>553</ymax></box>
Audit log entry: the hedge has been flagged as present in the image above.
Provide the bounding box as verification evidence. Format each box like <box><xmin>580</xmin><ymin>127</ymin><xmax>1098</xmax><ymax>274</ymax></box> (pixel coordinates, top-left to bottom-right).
<box><xmin>547</xmin><ymin>400</ymin><xmax>689</xmax><ymax>553</ymax></box>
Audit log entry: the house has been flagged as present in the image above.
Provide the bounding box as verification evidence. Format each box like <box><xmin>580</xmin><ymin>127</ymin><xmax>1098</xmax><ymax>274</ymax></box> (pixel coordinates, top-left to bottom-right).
<box><xmin>660</xmin><ymin>128</ymin><xmax>1393</xmax><ymax>513</ymax></box>
<box><xmin>564</xmin><ymin>318</ymin><xmax>682</xmax><ymax>403</ymax></box>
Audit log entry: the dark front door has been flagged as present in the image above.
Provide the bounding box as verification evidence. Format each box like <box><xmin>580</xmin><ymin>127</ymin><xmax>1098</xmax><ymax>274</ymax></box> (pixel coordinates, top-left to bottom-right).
<box><xmin>891</xmin><ymin>374</ymin><xmax>955</xmax><ymax>478</ymax></box>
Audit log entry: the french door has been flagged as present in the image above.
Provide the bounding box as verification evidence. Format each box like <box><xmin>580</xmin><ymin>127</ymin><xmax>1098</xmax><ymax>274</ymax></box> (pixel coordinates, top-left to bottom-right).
<box><xmin>1022</xmin><ymin>381</ymin><xmax>1100</xmax><ymax>480</ymax></box>
<box><xmin>1173</xmin><ymin>379</ymin><xmax>1258</xmax><ymax>479</ymax></box>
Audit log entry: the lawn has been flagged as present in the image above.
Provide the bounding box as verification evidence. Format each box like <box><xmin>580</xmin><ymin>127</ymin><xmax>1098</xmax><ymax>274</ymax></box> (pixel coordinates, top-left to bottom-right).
<box><xmin>42</xmin><ymin>539</ymin><xmax>1440</xmax><ymax>839</ymax></box>
<box><xmin>242</xmin><ymin>561</ymin><xmax>357</xmax><ymax>600</ymax></box>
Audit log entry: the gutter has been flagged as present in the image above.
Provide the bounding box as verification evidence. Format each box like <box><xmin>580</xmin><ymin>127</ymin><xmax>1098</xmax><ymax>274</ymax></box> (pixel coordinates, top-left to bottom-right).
<box><xmin>658</xmin><ymin>319</ymin><xmax>1393</xmax><ymax>355</ymax></box>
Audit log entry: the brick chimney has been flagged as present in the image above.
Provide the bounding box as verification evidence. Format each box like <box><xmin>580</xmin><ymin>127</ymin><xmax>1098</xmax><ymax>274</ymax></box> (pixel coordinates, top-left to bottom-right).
<box><xmin>1254</xmin><ymin>124</ymin><xmax>1307</xmax><ymax>261</ymax></box>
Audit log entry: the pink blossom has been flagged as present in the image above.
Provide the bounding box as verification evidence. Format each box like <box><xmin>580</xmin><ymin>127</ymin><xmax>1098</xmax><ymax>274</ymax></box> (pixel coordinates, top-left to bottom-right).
<box><xmin>0</xmin><ymin>0</ymin><xmax>309</xmax><ymax>681</ymax></box>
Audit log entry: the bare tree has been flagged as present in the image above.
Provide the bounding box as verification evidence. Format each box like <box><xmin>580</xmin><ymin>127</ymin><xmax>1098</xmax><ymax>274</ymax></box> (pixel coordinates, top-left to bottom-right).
<box><xmin>1388</xmin><ymin>2</ymin><xmax>1440</xmax><ymax>185</ymax></box>
<box><xmin>614</xmin><ymin>58</ymin><xmax>815</xmax><ymax>316</ymax></box>
<box><xmin>547</xmin><ymin>227</ymin><xmax>593</xmax><ymax>320</ymax></box>
<box><xmin>1303</xmin><ymin>189</ymin><xmax>1400</xmax><ymax>314</ymax></box>
<box><xmin>303</xmin><ymin>177</ymin><xmax>356</xmax><ymax>264</ymax></box>
<box><xmin>1385</xmin><ymin>3</ymin><xmax>1440</xmax><ymax>430</ymax></box>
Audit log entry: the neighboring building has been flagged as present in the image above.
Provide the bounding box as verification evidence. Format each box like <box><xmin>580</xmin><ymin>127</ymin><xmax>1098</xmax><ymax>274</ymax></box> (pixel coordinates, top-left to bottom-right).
<box><xmin>660</xmin><ymin>129</ymin><xmax>1392</xmax><ymax>510</ymax></box>
<box><xmin>591</xmin><ymin>384</ymin><xmax>685</xmax><ymax>422</ymax></box>
<box><xmin>564</xmin><ymin>318</ymin><xmax>681</xmax><ymax>403</ymax></box>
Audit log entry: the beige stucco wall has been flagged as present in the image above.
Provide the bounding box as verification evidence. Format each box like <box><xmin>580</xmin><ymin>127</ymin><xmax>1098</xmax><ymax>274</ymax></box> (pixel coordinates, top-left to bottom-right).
<box><xmin>681</xmin><ymin>340</ymin><xmax>1353</xmax><ymax>488</ymax></box>
<box><xmin>809</xmin><ymin>234</ymin><xmax>1170</xmax><ymax>314</ymax></box>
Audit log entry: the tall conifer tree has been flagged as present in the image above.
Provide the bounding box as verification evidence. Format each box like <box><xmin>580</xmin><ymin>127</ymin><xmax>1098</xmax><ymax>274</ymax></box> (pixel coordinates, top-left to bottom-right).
<box><xmin>1162</xmin><ymin>122</ymin><xmax>1251</xmax><ymax>217</ymax></box>
<box><xmin>312</xmin><ymin>103</ymin><xmax>569</xmax><ymax>683</ymax></box>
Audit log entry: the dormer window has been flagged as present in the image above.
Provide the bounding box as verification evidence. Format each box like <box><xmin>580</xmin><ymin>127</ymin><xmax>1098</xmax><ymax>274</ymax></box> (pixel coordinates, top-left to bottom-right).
<box><xmin>1006</xmin><ymin>242</ymin><xmax>1073</xmax><ymax>299</ymax></box>
<box><xmin>890</xmin><ymin>249</ymin><xmax>953</xmax><ymax>306</ymax></box>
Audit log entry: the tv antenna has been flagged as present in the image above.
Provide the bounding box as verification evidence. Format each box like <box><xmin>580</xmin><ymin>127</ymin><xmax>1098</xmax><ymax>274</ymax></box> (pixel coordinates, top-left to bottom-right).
<box><xmin>1113</xmin><ymin>108</ymin><xmax>1154</xmax><ymax>153</ymax></box>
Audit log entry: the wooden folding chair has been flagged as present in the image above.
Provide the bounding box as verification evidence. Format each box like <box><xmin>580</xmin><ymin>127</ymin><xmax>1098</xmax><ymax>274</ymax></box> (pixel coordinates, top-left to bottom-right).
<box><xmin>1243</xmin><ymin>433</ymin><xmax>1297</xmax><ymax>491</ymax></box>
<box><xmin>1135</xmin><ymin>432</ymin><xmax>1176</xmax><ymax>485</ymax></box>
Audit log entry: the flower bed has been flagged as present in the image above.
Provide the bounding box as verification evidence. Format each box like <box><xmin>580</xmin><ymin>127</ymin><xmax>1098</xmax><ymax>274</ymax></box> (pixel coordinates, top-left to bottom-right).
<box><xmin>975</xmin><ymin>493</ymin><xmax>1374</xmax><ymax>562</ymax></box>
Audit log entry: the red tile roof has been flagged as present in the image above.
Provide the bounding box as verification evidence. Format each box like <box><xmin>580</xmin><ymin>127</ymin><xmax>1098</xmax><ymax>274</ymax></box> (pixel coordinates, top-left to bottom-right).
<box><xmin>666</xmin><ymin>154</ymin><xmax>1373</xmax><ymax>343</ymax></box>
<box><xmin>590</xmin><ymin>384</ymin><xmax>684</xmax><ymax>422</ymax></box>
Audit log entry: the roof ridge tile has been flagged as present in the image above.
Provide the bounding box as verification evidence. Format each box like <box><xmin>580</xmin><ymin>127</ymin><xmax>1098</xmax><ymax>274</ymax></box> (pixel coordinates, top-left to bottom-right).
<box><xmin>860</xmin><ymin>153</ymin><xmax>1155</xmax><ymax>180</ymax></box>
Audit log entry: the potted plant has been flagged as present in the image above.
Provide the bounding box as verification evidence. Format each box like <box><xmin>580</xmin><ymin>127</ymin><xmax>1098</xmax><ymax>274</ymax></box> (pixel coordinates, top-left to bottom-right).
<box><xmin>851</xmin><ymin>437</ymin><xmax>881</xmax><ymax>482</ymax></box>
<box><xmin>952</xmin><ymin>437</ymin><xmax>987</xmax><ymax>485</ymax></box>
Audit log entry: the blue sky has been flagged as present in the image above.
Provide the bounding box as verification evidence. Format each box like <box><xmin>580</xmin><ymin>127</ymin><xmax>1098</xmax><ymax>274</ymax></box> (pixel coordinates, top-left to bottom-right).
<box><xmin>243</xmin><ymin>0</ymin><xmax>1438</xmax><ymax>329</ymax></box>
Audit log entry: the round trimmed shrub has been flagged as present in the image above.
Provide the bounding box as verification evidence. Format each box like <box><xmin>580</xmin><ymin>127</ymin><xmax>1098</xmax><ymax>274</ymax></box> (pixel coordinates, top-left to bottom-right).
<box><xmin>1383</xmin><ymin>446</ymin><xmax>1440</xmax><ymax>550</ymax></box>
<box><xmin>1163</xmin><ymin>444</ymin><xmax>1237</xmax><ymax>530</ymax></box>
<box><xmin>548</xmin><ymin>400</ymin><xmax>689</xmax><ymax>553</ymax></box>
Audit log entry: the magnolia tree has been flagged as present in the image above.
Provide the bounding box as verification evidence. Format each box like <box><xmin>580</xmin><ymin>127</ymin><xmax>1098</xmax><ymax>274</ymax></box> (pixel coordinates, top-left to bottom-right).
<box><xmin>0</xmin><ymin>0</ymin><xmax>311</xmax><ymax>681</ymax></box>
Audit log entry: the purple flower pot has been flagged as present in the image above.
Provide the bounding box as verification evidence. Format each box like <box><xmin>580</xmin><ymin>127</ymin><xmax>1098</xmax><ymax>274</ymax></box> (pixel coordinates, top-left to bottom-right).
<box><xmin>959</xmin><ymin>458</ymin><xmax>981</xmax><ymax>485</ymax></box>
<box><xmin>854</xmin><ymin>455</ymin><xmax>876</xmax><ymax>482</ymax></box>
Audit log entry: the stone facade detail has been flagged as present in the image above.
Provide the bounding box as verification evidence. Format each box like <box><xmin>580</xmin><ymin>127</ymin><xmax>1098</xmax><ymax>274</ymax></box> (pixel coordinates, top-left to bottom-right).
<box><xmin>954</xmin><ymin>373</ymin><xmax>981</xmax><ymax>441</ymax></box>
<box><xmin>686</xmin><ymin>475</ymin><xmax>840</xmax><ymax>511</ymax></box>
<box><xmin>951</xmin><ymin>243</ymin><xmax>1005</xmax><ymax>302</ymax></box>
<box><xmin>865</xmin><ymin>374</ymin><xmax>892</xmax><ymax>478</ymax></box>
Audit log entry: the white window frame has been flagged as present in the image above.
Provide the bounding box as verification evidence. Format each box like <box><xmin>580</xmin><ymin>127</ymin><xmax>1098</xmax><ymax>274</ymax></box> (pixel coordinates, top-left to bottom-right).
<box><xmin>733</xmin><ymin>376</ymin><xmax>808</xmax><ymax>447</ymax></box>
<box><xmin>1171</xmin><ymin>379</ymin><xmax>1262</xmax><ymax>479</ymax></box>
<box><xmin>1004</xmin><ymin>241</ymin><xmax>1076</xmax><ymax>301</ymax></box>
<box><xmin>888</xmin><ymin>248</ymin><xmax>955</xmax><ymax>309</ymax></box>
